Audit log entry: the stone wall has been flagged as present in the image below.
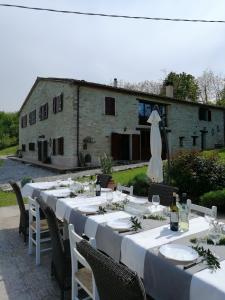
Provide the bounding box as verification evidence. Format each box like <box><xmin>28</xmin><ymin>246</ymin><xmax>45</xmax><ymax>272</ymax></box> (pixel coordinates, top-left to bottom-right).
<box><xmin>19</xmin><ymin>79</ymin><xmax>225</xmax><ymax>168</ymax></box>
<box><xmin>19</xmin><ymin>80</ymin><xmax>78</xmax><ymax>167</ymax></box>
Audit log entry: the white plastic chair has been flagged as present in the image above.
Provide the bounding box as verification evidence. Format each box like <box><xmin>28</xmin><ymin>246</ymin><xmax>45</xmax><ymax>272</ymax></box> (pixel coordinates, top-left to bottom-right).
<box><xmin>187</xmin><ymin>199</ymin><xmax>217</xmax><ymax>218</ymax></box>
<box><xmin>68</xmin><ymin>224</ymin><xmax>98</xmax><ymax>300</ymax></box>
<box><xmin>117</xmin><ymin>184</ymin><xmax>133</xmax><ymax>196</ymax></box>
<box><xmin>28</xmin><ymin>197</ymin><xmax>51</xmax><ymax>265</ymax></box>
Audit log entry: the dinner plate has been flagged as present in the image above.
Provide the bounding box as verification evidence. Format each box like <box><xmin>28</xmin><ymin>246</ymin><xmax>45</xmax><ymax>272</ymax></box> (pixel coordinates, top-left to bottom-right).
<box><xmin>127</xmin><ymin>196</ymin><xmax>148</xmax><ymax>205</ymax></box>
<box><xmin>159</xmin><ymin>244</ymin><xmax>199</xmax><ymax>265</ymax></box>
<box><xmin>107</xmin><ymin>219</ymin><xmax>132</xmax><ymax>232</ymax></box>
<box><xmin>101</xmin><ymin>188</ymin><xmax>113</xmax><ymax>192</ymax></box>
<box><xmin>77</xmin><ymin>205</ymin><xmax>99</xmax><ymax>214</ymax></box>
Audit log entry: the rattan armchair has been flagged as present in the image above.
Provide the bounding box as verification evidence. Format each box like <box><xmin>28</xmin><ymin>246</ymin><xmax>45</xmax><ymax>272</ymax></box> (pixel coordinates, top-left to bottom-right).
<box><xmin>9</xmin><ymin>180</ymin><xmax>29</xmax><ymax>242</ymax></box>
<box><xmin>77</xmin><ymin>239</ymin><xmax>147</xmax><ymax>300</ymax></box>
<box><xmin>148</xmin><ymin>183</ymin><xmax>179</xmax><ymax>206</ymax></box>
<box><xmin>41</xmin><ymin>204</ymin><xmax>71</xmax><ymax>300</ymax></box>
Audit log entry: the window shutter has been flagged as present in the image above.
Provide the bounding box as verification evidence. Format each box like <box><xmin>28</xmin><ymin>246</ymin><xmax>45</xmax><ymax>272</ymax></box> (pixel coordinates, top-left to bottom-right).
<box><xmin>59</xmin><ymin>93</ymin><xmax>63</xmax><ymax>112</ymax></box>
<box><xmin>53</xmin><ymin>139</ymin><xmax>56</xmax><ymax>155</ymax></box>
<box><xmin>53</xmin><ymin>97</ymin><xmax>56</xmax><ymax>113</ymax></box>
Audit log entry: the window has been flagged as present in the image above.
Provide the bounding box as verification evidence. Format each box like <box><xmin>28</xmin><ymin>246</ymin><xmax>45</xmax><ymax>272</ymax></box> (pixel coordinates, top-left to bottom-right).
<box><xmin>53</xmin><ymin>93</ymin><xmax>63</xmax><ymax>113</ymax></box>
<box><xmin>39</xmin><ymin>103</ymin><xmax>48</xmax><ymax>121</ymax></box>
<box><xmin>29</xmin><ymin>110</ymin><xmax>36</xmax><ymax>125</ymax></box>
<box><xmin>199</xmin><ymin>108</ymin><xmax>211</xmax><ymax>121</ymax></box>
<box><xmin>105</xmin><ymin>97</ymin><xmax>115</xmax><ymax>115</ymax></box>
<box><xmin>179</xmin><ymin>136</ymin><xmax>185</xmax><ymax>147</ymax></box>
<box><xmin>22</xmin><ymin>144</ymin><xmax>26</xmax><ymax>151</ymax></box>
<box><xmin>58</xmin><ymin>137</ymin><xmax>64</xmax><ymax>155</ymax></box>
<box><xmin>52</xmin><ymin>137</ymin><xmax>64</xmax><ymax>155</ymax></box>
<box><xmin>21</xmin><ymin>115</ymin><xmax>27</xmax><ymax>128</ymax></box>
<box><xmin>52</xmin><ymin>139</ymin><xmax>56</xmax><ymax>155</ymax></box>
<box><xmin>138</xmin><ymin>100</ymin><xmax>167</xmax><ymax>126</ymax></box>
<box><xmin>29</xmin><ymin>142</ymin><xmax>35</xmax><ymax>151</ymax></box>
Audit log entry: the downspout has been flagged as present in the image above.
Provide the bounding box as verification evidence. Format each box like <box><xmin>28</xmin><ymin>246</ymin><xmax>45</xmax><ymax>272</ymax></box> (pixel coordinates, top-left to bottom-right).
<box><xmin>76</xmin><ymin>85</ymin><xmax>80</xmax><ymax>166</ymax></box>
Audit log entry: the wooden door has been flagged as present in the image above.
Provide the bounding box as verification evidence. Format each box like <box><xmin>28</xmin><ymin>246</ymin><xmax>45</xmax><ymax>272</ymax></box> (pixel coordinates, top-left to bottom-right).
<box><xmin>140</xmin><ymin>130</ymin><xmax>150</xmax><ymax>160</ymax></box>
<box><xmin>43</xmin><ymin>140</ymin><xmax>48</xmax><ymax>162</ymax></box>
<box><xmin>132</xmin><ymin>134</ymin><xmax>140</xmax><ymax>160</ymax></box>
<box><xmin>111</xmin><ymin>133</ymin><xmax>130</xmax><ymax>160</ymax></box>
<box><xmin>38</xmin><ymin>141</ymin><xmax>42</xmax><ymax>161</ymax></box>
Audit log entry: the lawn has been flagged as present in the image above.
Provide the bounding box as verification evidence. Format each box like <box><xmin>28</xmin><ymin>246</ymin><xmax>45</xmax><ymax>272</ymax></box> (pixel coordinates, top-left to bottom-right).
<box><xmin>201</xmin><ymin>148</ymin><xmax>225</xmax><ymax>163</ymax></box>
<box><xmin>112</xmin><ymin>166</ymin><xmax>147</xmax><ymax>185</ymax></box>
<box><xmin>0</xmin><ymin>145</ymin><xmax>18</xmax><ymax>156</ymax></box>
<box><xmin>0</xmin><ymin>190</ymin><xmax>17</xmax><ymax>207</ymax></box>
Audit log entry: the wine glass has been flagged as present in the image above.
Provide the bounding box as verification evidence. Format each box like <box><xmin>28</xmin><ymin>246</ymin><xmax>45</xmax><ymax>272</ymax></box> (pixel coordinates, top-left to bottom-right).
<box><xmin>208</xmin><ymin>221</ymin><xmax>222</xmax><ymax>246</ymax></box>
<box><xmin>106</xmin><ymin>191</ymin><xmax>113</xmax><ymax>207</ymax></box>
<box><xmin>152</xmin><ymin>195</ymin><xmax>160</xmax><ymax>209</ymax></box>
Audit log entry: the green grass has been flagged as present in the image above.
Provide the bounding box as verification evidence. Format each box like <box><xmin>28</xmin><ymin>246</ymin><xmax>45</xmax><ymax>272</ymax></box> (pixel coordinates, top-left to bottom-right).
<box><xmin>201</xmin><ymin>148</ymin><xmax>225</xmax><ymax>164</ymax></box>
<box><xmin>112</xmin><ymin>166</ymin><xmax>147</xmax><ymax>185</ymax></box>
<box><xmin>0</xmin><ymin>145</ymin><xmax>18</xmax><ymax>156</ymax></box>
<box><xmin>0</xmin><ymin>159</ymin><xmax>4</xmax><ymax>167</ymax></box>
<box><xmin>0</xmin><ymin>190</ymin><xmax>27</xmax><ymax>207</ymax></box>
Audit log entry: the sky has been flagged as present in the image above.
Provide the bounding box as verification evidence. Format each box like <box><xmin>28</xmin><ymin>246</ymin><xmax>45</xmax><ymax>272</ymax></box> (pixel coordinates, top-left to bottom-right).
<box><xmin>0</xmin><ymin>0</ymin><xmax>225</xmax><ymax>112</ymax></box>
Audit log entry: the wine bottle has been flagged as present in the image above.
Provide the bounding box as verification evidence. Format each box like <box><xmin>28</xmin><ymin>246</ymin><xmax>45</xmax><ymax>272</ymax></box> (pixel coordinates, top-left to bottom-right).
<box><xmin>170</xmin><ymin>192</ymin><xmax>179</xmax><ymax>231</ymax></box>
<box><xmin>179</xmin><ymin>193</ymin><xmax>189</xmax><ymax>232</ymax></box>
<box><xmin>95</xmin><ymin>175</ymin><xmax>101</xmax><ymax>196</ymax></box>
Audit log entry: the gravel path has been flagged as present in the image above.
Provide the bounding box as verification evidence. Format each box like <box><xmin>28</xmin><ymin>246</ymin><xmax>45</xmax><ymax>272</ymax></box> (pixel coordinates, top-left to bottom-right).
<box><xmin>0</xmin><ymin>158</ymin><xmax>57</xmax><ymax>184</ymax></box>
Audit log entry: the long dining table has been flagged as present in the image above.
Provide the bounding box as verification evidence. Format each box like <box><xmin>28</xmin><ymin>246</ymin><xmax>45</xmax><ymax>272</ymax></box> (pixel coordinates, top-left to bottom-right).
<box><xmin>22</xmin><ymin>180</ymin><xmax>225</xmax><ymax>300</ymax></box>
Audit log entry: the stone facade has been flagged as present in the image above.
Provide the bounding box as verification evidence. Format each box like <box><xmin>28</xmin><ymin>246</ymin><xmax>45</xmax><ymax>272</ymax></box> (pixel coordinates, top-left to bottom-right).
<box><xmin>19</xmin><ymin>78</ymin><xmax>225</xmax><ymax>168</ymax></box>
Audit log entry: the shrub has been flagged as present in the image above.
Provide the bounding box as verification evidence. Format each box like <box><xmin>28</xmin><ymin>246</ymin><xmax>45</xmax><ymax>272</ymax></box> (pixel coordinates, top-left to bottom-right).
<box><xmin>99</xmin><ymin>153</ymin><xmax>112</xmax><ymax>175</ymax></box>
<box><xmin>169</xmin><ymin>151</ymin><xmax>225</xmax><ymax>202</ymax></box>
<box><xmin>21</xmin><ymin>176</ymin><xmax>33</xmax><ymax>187</ymax></box>
<box><xmin>200</xmin><ymin>190</ymin><xmax>225</xmax><ymax>212</ymax></box>
<box><xmin>128</xmin><ymin>173</ymin><xmax>150</xmax><ymax>196</ymax></box>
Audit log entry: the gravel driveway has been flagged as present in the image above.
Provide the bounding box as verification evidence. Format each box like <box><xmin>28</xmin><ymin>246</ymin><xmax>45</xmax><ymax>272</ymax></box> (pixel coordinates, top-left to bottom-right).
<box><xmin>0</xmin><ymin>158</ymin><xmax>57</xmax><ymax>184</ymax></box>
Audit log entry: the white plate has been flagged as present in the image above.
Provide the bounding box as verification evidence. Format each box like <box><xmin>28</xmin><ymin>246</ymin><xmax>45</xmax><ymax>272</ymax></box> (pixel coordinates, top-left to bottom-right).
<box><xmin>159</xmin><ymin>244</ymin><xmax>199</xmax><ymax>265</ymax></box>
<box><xmin>101</xmin><ymin>188</ymin><xmax>113</xmax><ymax>192</ymax></box>
<box><xmin>107</xmin><ymin>219</ymin><xmax>132</xmax><ymax>232</ymax></box>
<box><xmin>127</xmin><ymin>196</ymin><xmax>148</xmax><ymax>205</ymax></box>
<box><xmin>77</xmin><ymin>205</ymin><xmax>99</xmax><ymax>214</ymax></box>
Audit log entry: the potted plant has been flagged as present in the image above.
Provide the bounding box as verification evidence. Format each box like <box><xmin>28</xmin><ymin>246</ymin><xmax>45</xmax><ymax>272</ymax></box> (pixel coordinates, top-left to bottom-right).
<box><xmin>99</xmin><ymin>153</ymin><xmax>115</xmax><ymax>189</ymax></box>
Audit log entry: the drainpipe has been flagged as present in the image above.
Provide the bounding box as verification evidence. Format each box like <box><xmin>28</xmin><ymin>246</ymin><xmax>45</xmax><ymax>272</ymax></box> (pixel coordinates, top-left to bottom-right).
<box><xmin>76</xmin><ymin>85</ymin><xmax>80</xmax><ymax>165</ymax></box>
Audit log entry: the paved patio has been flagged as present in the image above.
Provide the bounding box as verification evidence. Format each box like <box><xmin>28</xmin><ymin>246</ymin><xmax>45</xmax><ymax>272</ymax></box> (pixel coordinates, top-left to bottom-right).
<box><xmin>0</xmin><ymin>206</ymin><xmax>63</xmax><ymax>300</ymax></box>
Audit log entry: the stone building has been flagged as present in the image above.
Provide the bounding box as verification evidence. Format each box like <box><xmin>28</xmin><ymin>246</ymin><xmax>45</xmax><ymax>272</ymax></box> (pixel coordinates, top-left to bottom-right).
<box><xmin>19</xmin><ymin>77</ymin><xmax>225</xmax><ymax>168</ymax></box>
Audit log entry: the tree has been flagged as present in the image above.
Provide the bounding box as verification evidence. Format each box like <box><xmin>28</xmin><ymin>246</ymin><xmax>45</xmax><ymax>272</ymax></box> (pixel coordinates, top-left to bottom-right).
<box><xmin>197</xmin><ymin>70</ymin><xmax>225</xmax><ymax>103</ymax></box>
<box><xmin>161</xmin><ymin>72</ymin><xmax>200</xmax><ymax>102</ymax></box>
<box><xmin>0</xmin><ymin>111</ymin><xmax>19</xmax><ymax>149</ymax></box>
<box><xmin>110</xmin><ymin>79</ymin><xmax>162</xmax><ymax>95</ymax></box>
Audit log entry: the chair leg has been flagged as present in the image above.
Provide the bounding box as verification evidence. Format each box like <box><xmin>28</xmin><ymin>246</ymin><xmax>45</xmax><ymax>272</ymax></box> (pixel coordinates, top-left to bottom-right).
<box><xmin>28</xmin><ymin>226</ymin><xmax>33</xmax><ymax>254</ymax></box>
<box><xmin>60</xmin><ymin>289</ymin><xmax>65</xmax><ymax>300</ymax></box>
<box><xmin>36</xmin><ymin>228</ymin><xmax>40</xmax><ymax>265</ymax></box>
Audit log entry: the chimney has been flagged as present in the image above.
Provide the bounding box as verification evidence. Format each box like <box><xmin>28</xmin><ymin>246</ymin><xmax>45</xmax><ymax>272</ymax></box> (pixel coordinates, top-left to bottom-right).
<box><xmin>113</xmin><ymin>78</ymin><xmax>118</xmax><ymax>88</ymax></box>
<box><xmin>165</xmin><ymin>81</ymin><xmax>174</xmax><ymax>98</ymax></box>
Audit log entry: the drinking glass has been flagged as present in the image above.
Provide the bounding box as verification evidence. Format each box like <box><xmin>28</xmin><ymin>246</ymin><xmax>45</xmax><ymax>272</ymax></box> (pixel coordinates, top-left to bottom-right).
<box><xmin>106</xmin><ymin>191</ymin><xmax>113</xmax><ymax>207</ymax></box>
<box><xmin>208</xmin><ymin>222</ymin><xmax>222</xmax><ymax>246</ymax></box>
<box><xmin>152</xmin><ymin>195</ymin><xmax>160</xmax><ymax>208</ymax></box>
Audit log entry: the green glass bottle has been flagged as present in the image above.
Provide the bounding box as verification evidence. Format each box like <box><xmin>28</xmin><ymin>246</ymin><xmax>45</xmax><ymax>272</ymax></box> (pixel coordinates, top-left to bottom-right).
<box><xmin>170</xmin><ymin>192</ymin><xmax>179</xmax><ymax>231</ymax></box>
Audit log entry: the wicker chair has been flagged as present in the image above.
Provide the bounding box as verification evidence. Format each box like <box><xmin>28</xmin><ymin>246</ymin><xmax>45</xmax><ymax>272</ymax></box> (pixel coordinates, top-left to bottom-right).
<box><xmin>148</xmin><ymin>183</ymin><xmax>179</xmax><ymax>206</ymax></box>
<box><xmin>41</xmin><ymin>203</ymin><xmax>71</xmax><ymax>300</ymax></box>
<box><xmin>98</xmin><ymin>174</ymin><xmax>112</xmax><ymax>188</ymax></box>
<box><xmin>9</xmin><ymin>180</ymin><xmax>29</xmax><ymax>242</ymax></box>
<box><xmin>77</xmin><ymin>239</ymin><xmax>147</xmax><ymax>300</ymax></box>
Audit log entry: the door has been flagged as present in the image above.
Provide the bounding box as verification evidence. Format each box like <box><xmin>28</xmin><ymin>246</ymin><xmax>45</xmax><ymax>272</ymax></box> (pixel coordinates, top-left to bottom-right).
<box><xmin>201</xmin><ymin>132</ymin><xmax>207</xmax><ymax>150</ymax></box>
<box><xmin>140</xmin><ymin>130</ymin><xmax>150</xmax><ymax>160</ymax></box>
<box><xmin>132</xmin><ymin>134</ymin><xmax>140</xmax><ymax>160</ymax></box>
<box><xmin>111</xmin><ymin>133</ymin><xmax>130</xmax><ymax>160</ymax></box>
<box><xmin>38</xmin><ymin>141</ymin><xmax>42</xmax><ymax>161</ymax></box>
<box><xmin>43</xmin><ymin>140</ymin><xmax>48</xmax><ymax>162</ymax></box>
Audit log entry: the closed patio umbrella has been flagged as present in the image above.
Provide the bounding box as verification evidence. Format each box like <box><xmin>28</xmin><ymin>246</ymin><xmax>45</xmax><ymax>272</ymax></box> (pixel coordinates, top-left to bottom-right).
<box><xmin>146</xmin><ymin>109</ymin><xmax>163</xmax><ymax>183</ymax></box>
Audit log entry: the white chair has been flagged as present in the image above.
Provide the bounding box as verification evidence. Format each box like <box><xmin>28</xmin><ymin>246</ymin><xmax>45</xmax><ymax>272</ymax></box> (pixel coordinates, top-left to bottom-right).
<box><xmin>28</xmin><ymin>197</ymin><xmax>51</xmax><ymax>265</ymax></box>
<box><xmin>187</xmin><ymin>199</ymin><xmax>217</xmax><ymax>218</ymax></box>
<box><xmin>68</xmin><ymin>224</ymin><xmax>98</xmax><ymax>300</ymax></box>
<box><xmin>117</xmin><ymin>184</ymin><xmax>133</xmax><ymax>196</ymax></box>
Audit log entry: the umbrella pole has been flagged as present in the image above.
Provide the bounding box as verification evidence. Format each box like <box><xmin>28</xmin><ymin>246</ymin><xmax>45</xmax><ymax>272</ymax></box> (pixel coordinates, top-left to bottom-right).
<box><xmin>152</xmin><ymin>105</ymin><xmax>171</xmax><ymax>184</ymax></box>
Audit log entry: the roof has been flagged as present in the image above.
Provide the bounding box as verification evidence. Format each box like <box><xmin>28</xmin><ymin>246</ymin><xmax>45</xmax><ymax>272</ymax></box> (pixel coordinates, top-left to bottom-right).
<box><xmin>19</xmin><ymin>76</ymin><xmax>225</xmax><ymax>113</ymax></box>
